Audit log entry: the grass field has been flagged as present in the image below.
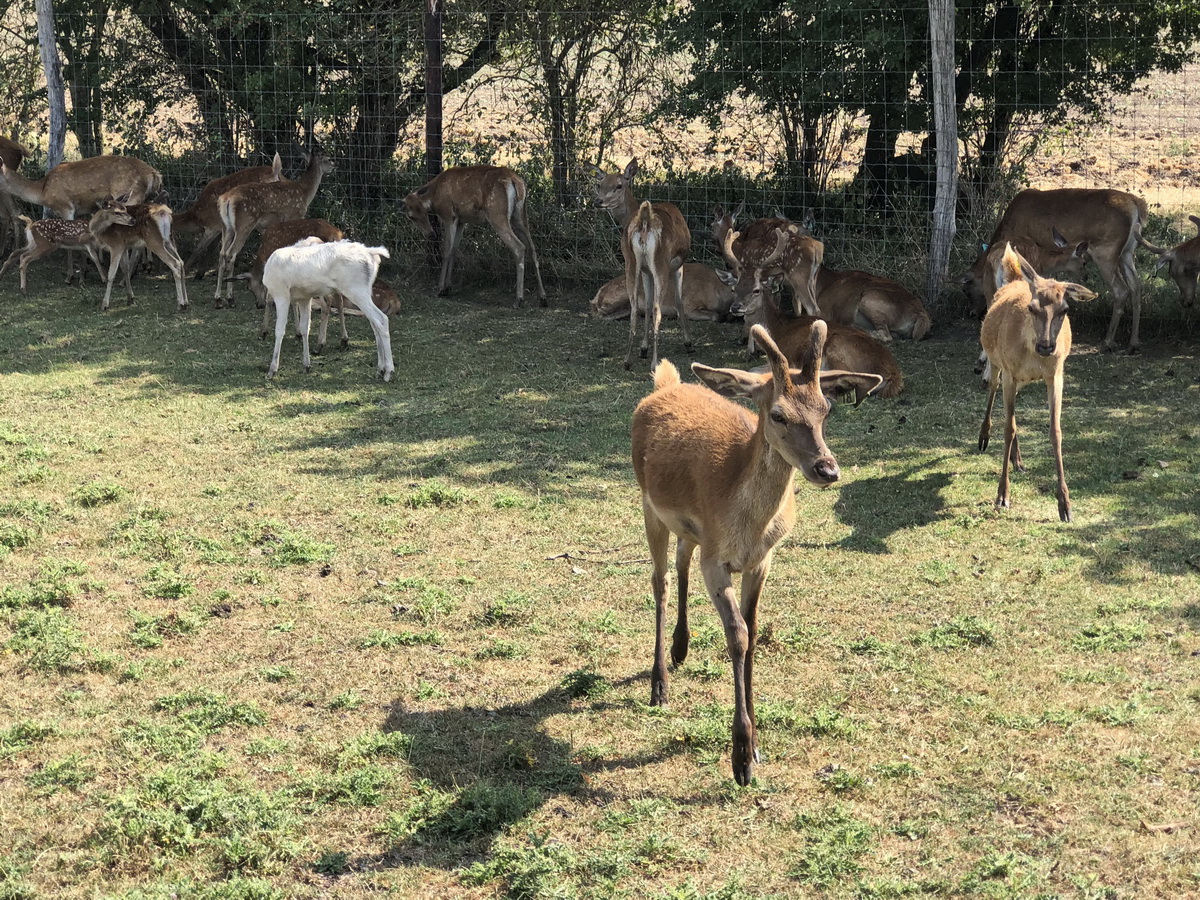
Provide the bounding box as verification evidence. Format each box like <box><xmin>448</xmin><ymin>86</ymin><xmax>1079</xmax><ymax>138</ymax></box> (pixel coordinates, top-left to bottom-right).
<box><xmin>0</xmin><ymin>259</ymin><xmax>1197</xmax><ymax>899</ymax></box>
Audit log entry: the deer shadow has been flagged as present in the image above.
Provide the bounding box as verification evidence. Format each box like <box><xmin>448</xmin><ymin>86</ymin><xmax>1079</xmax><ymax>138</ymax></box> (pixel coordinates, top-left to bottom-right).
<box><xmin>830</xmin><ymin>462</ymin><xmax>954</xmax><ymax>554</ymax></box>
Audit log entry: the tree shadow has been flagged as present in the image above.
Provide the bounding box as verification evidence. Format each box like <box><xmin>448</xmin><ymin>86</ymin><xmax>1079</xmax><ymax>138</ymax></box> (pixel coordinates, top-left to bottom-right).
<box><xmin>830</xmin><ymin>462</ymin><xmax>954</xmax><ymax>553</ymax></box>
<box><xmin>366</xmin><ymin>674</ymin><xmax>685</xmax><ymax>872</ymax></box>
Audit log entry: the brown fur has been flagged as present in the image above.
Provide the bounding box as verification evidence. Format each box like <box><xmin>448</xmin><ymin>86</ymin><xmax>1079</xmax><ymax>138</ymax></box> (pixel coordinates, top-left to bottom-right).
<box><xmin>590</xmin><ymin>262</ymin><xmax>734</xmax><ymax>321</ymax></box>
<box><xmin>241</xmin><ymin>218</ymin><xmax>346</xmax><ymax>339</ymax></box>
<box><xmin>815</xmin><ymin>265</ymin><xmax>931</xmax><ymax>342</ymax></box>
<box><xmin>722</xmin><ymin>225</ymin><xmax>825</xmax><ymax>318</ymax></box>
<box><xmin>977</xmin><ymin>244</ymin><xmax>1097</xmax><ymax>523</ymax></box>
<box><xmin>631</xmin><ymin>324</ymin><xmax>881</xmax><ymax>785</ymax></box>
<box><xmin>1143</xmin><ymin>215</ymin><xmax>1200</xmax><ymax>309</ymax></box>
<box><xmin>90</xmin><ymin>201</ymin><xmax>189</xmax><ymax>312</ymax></box>
<box><xmin>0</xmin><ymin>213</ymin><xmax>117</xmax><ymax>292</ymax></box>
<box><xmin>403</xmin><ymin>165</ymin><xmax>545</xmax><ymax>307</ymax></box>
<box><xmin>966</xmin><ymin>188</ymin><xmax>1147</xmax><ymax>351</ymax></box>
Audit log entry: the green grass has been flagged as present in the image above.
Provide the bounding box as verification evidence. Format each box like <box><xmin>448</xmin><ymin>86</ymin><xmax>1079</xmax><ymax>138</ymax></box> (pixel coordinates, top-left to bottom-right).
<box><xmin>0</xmin><ymin>264</ymin><xmax>1197</xmax><ymax>898</ymax></box>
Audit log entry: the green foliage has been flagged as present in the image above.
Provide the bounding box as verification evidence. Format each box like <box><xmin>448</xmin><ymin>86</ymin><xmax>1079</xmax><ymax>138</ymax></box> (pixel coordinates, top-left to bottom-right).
<box><xmin>129</xmin><ymin>609</ymin><xmax>202</xmax><ymax>648</ymax></box>
<box><xmin>6</xmin><ymin>607</ymin><xmax>114</xmax><ymax>674</ymax></box>
<box><xmin>405</xmin><ymin>481</ymin><xmax>469</xmax><ymax>509</ymax></box>
<box><xmin>72</xmin><ymin>479</ymin><xmax>125</xmax><ymax>507</ymax></box>
<box><xmin>1072</xmin><ymin>621</ymin><xmax>1148</xmax><ymax>652</ymax></box>
<box><xmin>1</xmin><ymin>560</ymin><xmax>89</xmax><ymax>610</ymax></box>
<box><xmin>789</xmin><ymin>806</ymin><xmax>875</xmax><ymax>887</ymax></box>
<box><xmin>912</xmin><ymin>615</ymin><xmax>995</xmax><ymax>650</ymax></box>
<box><xmin>153</xmin><ymin>691</ymin><xmax>266</xmax><ymax>734</ymax></box>
<box><xmin>0</xmin><ymin>721</ymin><xmax>57</xmax><ymax>759</ymax></box>
<box><xmin>357</xmin><ymin>629</ymin><xmax>442</xmax><ymax>649</ymax></box>
<box><xmin>559</xmin><ymin>668</ymin><xmax>612</xmax><ymax>700</ymax></box>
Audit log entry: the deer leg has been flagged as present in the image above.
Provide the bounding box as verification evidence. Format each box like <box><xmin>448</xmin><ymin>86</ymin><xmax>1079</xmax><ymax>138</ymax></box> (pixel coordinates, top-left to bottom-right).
<box><xmin>997</xmin><ymin>376</ymin><xmax>1019</xmax><ymax>509</ymax></box>
<box><xmin>260</xmin><ymin>296</ymin><xmax>273</xmax><ymax>341</ymax></box>
<box><xmin>672</xmin><ymin>264</ymin><xmax>693</xmax><ymax>352</ymax></box>
<box><xmin>437</xmin><ymin>220</ymin><xmax>459</xmax><ymax>295</ymax></box>
<box><xmin>101</xmin><ymin>250</ymin><xmax>125</xmax><ymax>311</ymax></box>
<box><xmin>491</xmin><ymin>215</ymin><xmax>528</xmax><ymax>308</ymax></box>
<box><xmin>623</xmin><ymin>258</ymin><xmax>642</xmax><ymax>370</ymax></box>
<box><xmin>701</xmin><ymin>554</ymin><xmax>755</xmax><ymax>786</ymax></box>
<box><xmin>642</xmin><ymin>269</ymin><xmax>659</xmax><ymax>367</ymax></box>
<box><xmin>513</xmin><ymin>206</ymin><xmax>547</xmax><ymax>306</ymax></box>
<box><xmin>349</xmin><ymin>287</ymin><xmax>394</xmax><ymax>381</ymax></box>
<box><xmin>1048</xmin><ymin>373</ymin><xmax>1071</xmax><ymax>522</ymax></box>
<box><xmin>740</xmin><ymin>557</ymin><xmax>771</xmax><ymax>767</ymax></box>
<box><xmin>183</xmin><ymin>228</ymin><xmax>219</xmax><ymax>280</ymax></box>
<box><xmin>339</xmin><ymin>304</ymin><xmax>350</xmax><ymax>349</ymax></box>
<box><xmin>671</xmin><ymin>538</ymin><xmax>696</xmax><ymax>666</ymax></box>
<box><xmin>150</xmin><ymin>238</ymin><xmax>189</xmax><ymax>311</ymax></box>
<box><xmin>645</xmin><ymin>501</ymin><xmax>672</xmax><ymax>707</ymax></box>
<box><xmin>297</xmin><ymin>298</ymin><xmax>313</xmax><ymax>373</ymax></box>
<box><xmin>267</xmin><ymin>296</ymin><xmax>290</xmax><ymax>379</ymax></box>
<box><xmin>1119</xmin><ymin>250</ymin><xmax>1141</xmax><ymax>353</ymax></box>
<box><xmin>978</xmin><ymin>369</ymin><xmax>1000</xmax><ymax>452</ymax></box>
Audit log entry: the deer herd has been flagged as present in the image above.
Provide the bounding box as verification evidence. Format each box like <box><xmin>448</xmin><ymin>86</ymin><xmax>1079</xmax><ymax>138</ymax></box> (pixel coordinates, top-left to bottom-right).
<box><xmin>2</xmin><ymin>138</ymin><xmax>1197</xmax><ymax>784</ymax></box>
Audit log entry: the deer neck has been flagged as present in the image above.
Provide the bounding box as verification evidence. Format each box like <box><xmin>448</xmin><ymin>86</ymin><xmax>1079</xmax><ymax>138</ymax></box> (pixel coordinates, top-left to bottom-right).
<box><xmin>296</xmin><ymin>160</ymin><xmax>327</xmax><ymax>207</ymax></box>
<box><xmin>0</xmin><ymin>168</ymin><xmax>47</xmax><ymax>206</ymax></box>
<box><xmin>733</xmin><ymin>414</ymin><xmax>799</xmax><ymax>526</ymax></box>
<box><xmin>612</xmin><ymin>186</ymin><xmax>639</xmax><ymax>229</ymax></box>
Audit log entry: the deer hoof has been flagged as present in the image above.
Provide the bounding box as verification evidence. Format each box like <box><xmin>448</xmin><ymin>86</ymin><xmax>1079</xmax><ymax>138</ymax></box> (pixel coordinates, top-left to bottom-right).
<box><xmin>650</xmin><ymin>681</ymin><xmax>668</xmax><ymax>707</ymax></box>
<box><xmin>340</xmin><ymin>338</ymin><xmax>349</xmax><ymax>350</ymax></box>
<box><xmin>539</xmin><ymin>296</ymin><xmax>549</xmax><ymax>308</ymax></box>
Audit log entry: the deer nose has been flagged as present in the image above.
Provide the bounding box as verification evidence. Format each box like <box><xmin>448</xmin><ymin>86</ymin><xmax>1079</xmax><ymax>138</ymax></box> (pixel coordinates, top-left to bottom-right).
<box><xmin>1035</xmin><ymin>340</ymin><xmax>1056</xmax><ymax>356</ymax></box>
<box><xmin>812</xmin><ymin>458</ymin><xmax>840</xmax><ymax>484</ymax></box>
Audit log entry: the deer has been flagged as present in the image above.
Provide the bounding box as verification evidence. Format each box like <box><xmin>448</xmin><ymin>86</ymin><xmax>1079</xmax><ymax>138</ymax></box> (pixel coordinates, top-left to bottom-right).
<box><xmin>0</xmin><ymin>136</ymin><xmax>31</xmax><ymax>255</ymax></box>
<box><xmin>814</xmin><ymin>265</ymin><xmax>932</xmax><ymax>343</ymax></box>
<box><xmin>977</xmin><ymin>244</ymin><xmax>1097</xmax><ymax>523</ymax></box>
<box><xmin>173</xmin><ymin>152</ymin><xmax>283</xmax><ymax>279</ymax></box>
<box><xmin>89</xmin><ymin>200</ymin><xmax>189</xmax><ymax>312</ymax></box>
<box><xmin>402</xmin><ymin>164</ymin><xmax>546</xmax><ymax>308</ymax></box>
<box><xmin>315</xmin><ymin>280</ymin><xmax>402</xmax><ymax>354</ymax></box>
<box><xmin>590</xmin><ymin>262</ymin><xmax>734</xmax><ymax>322</ymax></box>
<box><xmin>588</xmin><ymin>158</ymin><xmax>692</xmax><ymax>370</ymax></box>
<box><xmin>732</xmin><ymin>284</ymin><xmax>903</xmax><ymax>402</ymax></box>
<box><xmin>710</xmin><ymin>202</ymin><xmax>803</xmax><ymax>262</ymax></box>
<box><xmin>0</xmin><ymin>153</ymin><xmax>161</xmax><ymax>281</ymax></box>
<box><xmin>261</xmin><ymin>238</ymin><xmax>393</xmax><ymax>381</ymax></box>
<box><xmin>213</xmin><ymin>146</ymin><xmax>334</xmax><ymax>307</ymax></box>
<box><xmin>632</xmin><ymin>323</ymin><xmax>881</xmax><ymax>785</ymax></box>
<box><xmin>964</xmin><ymin>188</ymin><xmax>1148</xmax><ymax>352</ymax></box>
<box><xmin>720</xmin><ymin>225</ymin><xmax>825</xmax><ymax>323</ymax></box>
<box><xmin>1138</xmin><ymin>215</ymin><xmax>1200</xmax><ymax>311</ymax></box>
<box><xmin>960</xmin><ymin>228</ymin><xmax>1092</xmax><ymax>317</ymax></box>
<box><xmin>0</xmin><ymin>212</ymin><xmax>125</xmax><ymax>293</ymax></box>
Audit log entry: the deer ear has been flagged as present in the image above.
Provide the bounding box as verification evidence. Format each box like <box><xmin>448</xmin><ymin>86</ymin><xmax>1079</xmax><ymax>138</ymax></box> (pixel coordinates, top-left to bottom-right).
<box><xmin>585</xmin><ymin>163</ymin><xmax>605</xmax><ymax>182</ymax></box>
<box><xmin>732</xmin><ymin>199</ymin><xmax>745</xmax><ymax>220</ymax></box>
<box><xmin>1062</xmin><ymin>283</ymin><xmax>1097</xmax><ymax>303</ymax></box>
<box><xmin>691</xmin><ymin>362</ymin><xmax>768</xmax><ymax>400</ymax></box>
<box><xmin>624</xmin><ymin>158</ymin><xmax>639</xmax><ymax>180</ymax></box>
<box><xmin>997</xmin><ymin>243</ymin><xmax>1038</xmax><ymax>290</ymax></box>
<box><xmin>818</xmin><ymin>370</ymin><xmax>884</xmax><ymax>404</ymax></box>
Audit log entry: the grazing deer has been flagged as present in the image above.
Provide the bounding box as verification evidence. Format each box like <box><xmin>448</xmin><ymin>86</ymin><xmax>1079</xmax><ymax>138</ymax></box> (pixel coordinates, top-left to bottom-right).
<box><xmin>733</xmin><ymin>286</ymin><xmax>902</xmax><ymax>402</ymax></box>
<box><xmin>590</xmin><ymin>262</ymin><xmax>734</xmax><ymax>322</ymax></box>
<box><xmin>0</xmin><ymin>153</ymin><xmax>161</xmax><ymax>281</ymax></box>
<box><xmin>814</xmin><ymin>265</ymin><xmax>932</xmax><ymax>343</ymax></box>
<box><xmin>316</xmin><ymin>280</ymin><xmax>402</xmax><ymax>353</ymax></box>
<box><xmin>966</xmin><ymin>188</ymin><xmax>1147</xmax><ymax>352</ymax></box>
<box><xmin>589</xmin><ymin>158</ymin><xmax>692</xmax><ymax>369</ymax></box>
<box><xmin>1139</xmin><ymin>216</ymin><xmax>1200</xmax><ymax>310</ymax></box>
<box><xmin>632</xmin><ymin>324</ymin><xmax>881</xmax><ymax>785</ymax></box>
<box><xmin>0</xmin><ymin>213</ymin><xmax>123</xmax><ymax>293</ymax></box>
<box><xmin>89</xmin><ymin>201</ymin><xmax>189</xmax><ymax>312</ymax></box>
<box><xmin>214</xmin><ymin>147</ymin><xmax>334</xmax><ymax>307</ymax></box>
<box><xmin>977</xmin><ymin>244</ymin><xmax>1097</xmax><ymax>523</ymax></box>
<box><xmin>403</xmin><ymin>165</ymin><xmax>546</xmax><ymax>308</ymax></box>
<box><xmin>173</xmin><ymin>153</ymin><xmax>283</xmax><ymax>278</ymax></box>
<box><xmin>720</xmin><ymin>225</ymin><xmax>825</xmax><ymax>320</ymax></box>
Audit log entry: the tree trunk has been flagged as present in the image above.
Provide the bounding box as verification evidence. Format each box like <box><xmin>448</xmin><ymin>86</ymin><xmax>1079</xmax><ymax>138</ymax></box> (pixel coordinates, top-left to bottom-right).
<box><xmin>927</xmin><ymin>0</ymin><xmax>958</xmax><ymax>306</ymax></box>
<box><xmin>36</xmin><ymin>0</ymin><xmax>67</xmax><ymax>174</ymax></box>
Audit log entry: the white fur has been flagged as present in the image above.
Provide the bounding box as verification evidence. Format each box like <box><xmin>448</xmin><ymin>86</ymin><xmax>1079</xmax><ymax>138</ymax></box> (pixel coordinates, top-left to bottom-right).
<box><xmin>261</xmin><ymin>239</ymin><xmax>394</xmax><ymax>381</ymax></box>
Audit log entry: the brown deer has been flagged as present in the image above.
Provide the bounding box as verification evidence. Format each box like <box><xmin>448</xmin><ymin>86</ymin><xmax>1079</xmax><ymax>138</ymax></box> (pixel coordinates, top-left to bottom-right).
<box><xmin>0</xmin><ymin>136</ymin><xmax>31</xmax><ymax>255</ymax></box>
<box><xmin>1139</xmin><ymin>216</ymin><xmax>1200</xmax><ymax>310</ymax></box>
<box><xmin>173</xmin><ymin>152</ymin><xmax>283</xmax><ymax>278</ymax></box>
<box><xmin>403</xmin><ymin>165</ymin><xmax>546</xmax><ymax>308</ymax></box>
<box><xmin>316</xmin><ymin>280</ymin><xmax>402</xmax><ymax>353</ymax></box>
<box><xmin>965</xmin><ymin>188</ymin><xmax>1147</xmax><ymax>352</ymax></box>
<box><xmin>710</xmin><ymin>202</ymin><xmax>802</xmax><ymax>260</ymax></box>
<box><xmin>960</xmin><ymin>228</ymin><xmax>1091</xmax><ymax>316</ymax></box>
<box><xmin>589</xmin><ymin>159</ymin><xmax>692</xmax><ymax>369</ymax></box>
<box><xmin>720</xmin><ymin>225</ymin><xmax>825</xmax><ymax>320</ymax></box>
<box><xmin>977</xmin><ymin>244</ymin><xmax>1097</xmax><ymax>523</ymax></box>
<box><xmin>815</xmin><ymin>265</ymin><xmax>932</xmax><ymax>342</ymax></box>
<box><xmin>590</xmin><ymin>262</ymin><xmax>734</xmax><ymax>322</ymax></box>
<box><xmin>632</xmin><ymin>324</ymin><xmax>881</xmax><ymax>785</ymax></box>
<box><xmin>733</xmin><ymin>286</ymin><xmax>902</xmax><ymax>402</ymax></box>
<box><xmin>0</xmin><ymin>213</ymin><xmax>125</xmax><ymax>293</ymax></box>
<box><xmin>89</xmin><ymin>201</ymin><xmax>189</xmax><ymax>312</ymax></box>
<box><xmin>213</xmin><ymin>147</ymin><xmax>334</xmax><ymax>307</ymax></box>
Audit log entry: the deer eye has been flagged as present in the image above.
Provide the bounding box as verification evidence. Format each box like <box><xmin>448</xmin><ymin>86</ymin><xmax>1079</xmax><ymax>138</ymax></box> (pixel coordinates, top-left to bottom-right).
<box><xmin>769</xmin><ymin>408</ymin><xmax>786</xmax><ymax>424</ymax></box>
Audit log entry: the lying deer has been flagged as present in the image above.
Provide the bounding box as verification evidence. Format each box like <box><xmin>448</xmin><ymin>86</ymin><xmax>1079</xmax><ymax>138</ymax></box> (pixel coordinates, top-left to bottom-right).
<box><xmin>977</xmin><ymin>244</ymin><xmax>1096</xmax><ymax>523</ymax></box>
<box><xmin>403</xmin><ymin>165</ymin><xmax>546</xmax><ymax>308</ymax></box>
<box><xmin>590</xmin><ymin>262</ymin><xmax>734</xmax><ymax>322</ymax></box>
<box><xmin>1139</xmin><ymin>215</ymin><xmax>1200</xmax><ymax>310</ymax></box>
<box><xmin>0</xmin><ymin>214</ymin><xmax>122</xmax><ymax>292</ymax></box>
<box><xmin>733</xmin><ymin>285</ymin><xmax>903</xmax><ymax>402</ymax></box>
<box><xmin>90</xmin><ymin>201</ymin><xmax>189</xmax><ymax>312</ymax></box>
<box><xmin>173</xmin><ymin>152</ymin><xmax>283</xmax><ymax>278</ymax></box>
<box><xmin>633</xmin><ymin>324</ymin><xmax>880</xmax><ymax>785</ymax></box>
<box><xmin>589</xmin><ymin>158</ymin><xmax>691</xmax><ymax>369</ymax></box>
<box><xmin>815</xmin><ymin>265</ymin><xmax>932</xmax><ymax>342</ymax></box>
<box><xmin>214</xmin><ymin>146</ymin><xmax>334</xmax><ymax>307</ymax></box>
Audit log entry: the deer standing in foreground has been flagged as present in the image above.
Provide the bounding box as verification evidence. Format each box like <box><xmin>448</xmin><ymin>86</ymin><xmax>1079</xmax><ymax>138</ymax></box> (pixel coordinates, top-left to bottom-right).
<box><xmin>89</xmin><ymin>201</ymin><xmax>190</xmax><ymax>312</ymax></box>
<box><xmin>173</xmin><ymin>152</ymin><xmax>283</xmax><ymax>278</ymax></box>
<box><xmin>977</xmin><ymin>244</ymin><xmax>1097</xmax><ymax>523</ymax></box>
<box><xmin>1139</xmin><ymin>215</ymin><xmax>1200</xmax><ymax>310</ymax></box>
<box><xmin>0</xmin><ymin>214</ymin><xmax>122</xmax><ymax>292</ymax></box>
<box><xmin>213</xmin><ymin>147</ymin><xmax>334</xmax><ymax>307</ymax></box>
<box><xmin>403</xmin><ymin>165</ymin><xmax>546</xmax><ymax>308</ymax></box>
<box><xmin>589</xmin><ymin>158</ymin><xmax>692</xmax><ymax>370</ymax></box>
<box><xmin>632</xmin><ymin>324</ymin><xmax>881</xmax><ymax>785</ymax></box>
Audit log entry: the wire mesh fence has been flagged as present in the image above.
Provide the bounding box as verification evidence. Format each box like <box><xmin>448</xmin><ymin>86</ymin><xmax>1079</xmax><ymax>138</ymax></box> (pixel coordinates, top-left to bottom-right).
<box><xmin>3</xmin><ymin>1</ymin><xmax>1199</xmax><ymax>325</ymax></box>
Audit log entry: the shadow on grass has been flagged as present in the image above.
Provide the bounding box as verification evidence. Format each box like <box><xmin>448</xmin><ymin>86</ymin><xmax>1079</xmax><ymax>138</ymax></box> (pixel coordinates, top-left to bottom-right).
<box><xmin>373</xmin><ymin>674</ymin><xmax>682</xmax><ymax>871</ymax></box>
<box><xmin>832</xmin><ymin>465</ymin><xmax>954</xmax><ymax>553</ymax></box>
